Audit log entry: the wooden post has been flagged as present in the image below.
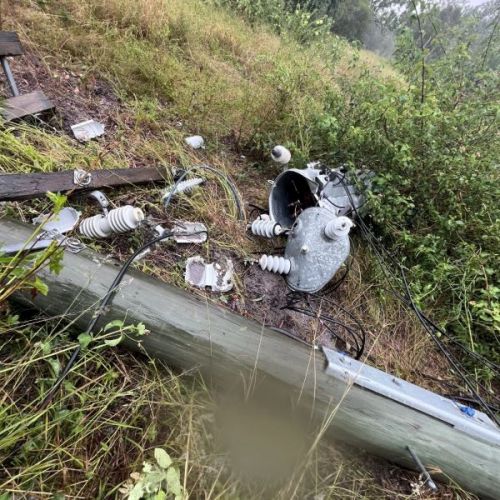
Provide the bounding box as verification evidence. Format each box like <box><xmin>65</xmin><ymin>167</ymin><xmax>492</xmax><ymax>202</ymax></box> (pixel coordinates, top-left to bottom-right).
<box><xmin>1</xmin><ymin>218</ymin><xmax>498</xmax><ymax>499</ymax></box>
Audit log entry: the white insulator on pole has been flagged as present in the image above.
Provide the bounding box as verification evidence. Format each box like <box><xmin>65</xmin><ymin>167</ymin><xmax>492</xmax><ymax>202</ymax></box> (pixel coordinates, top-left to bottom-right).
<box><xmin>324</xmin><ymin>216</ymin><xmax>353</xmax><ymax>240</ymax></box>
<box><xmin>162</xmin><ymin>177</ymin><xmax>204</xmax><ymax>204</ymax></box>
<box><xmin>251</xmin><ymin>214</ymin><xmax>283</xmax><ymax>238</ymax></box>
<box><xmin>259</xmin><ymin>254</ymin><xmax>291</xmax><ymax>275</ymax></box>
<box><xmin>271</xmin><ymin>145</ymin><xmax>291</xmax><ymax>165</ymax></box>
<box><xmin>79</xmin><ymin>206</ymin><xmax>144</xmax><ymax>239</ymax></box>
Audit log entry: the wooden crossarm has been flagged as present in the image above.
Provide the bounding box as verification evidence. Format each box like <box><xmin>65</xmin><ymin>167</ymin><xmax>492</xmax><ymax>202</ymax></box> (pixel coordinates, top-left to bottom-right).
<box><xmin>0</xmin><ymin>31</ymin><xmax>24</xmax><ymax>57</ymax></box>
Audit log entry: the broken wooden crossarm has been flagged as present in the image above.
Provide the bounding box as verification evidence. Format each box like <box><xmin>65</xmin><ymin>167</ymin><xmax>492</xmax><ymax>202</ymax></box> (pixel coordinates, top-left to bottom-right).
<box><xmin>0</xmin><ymin>166</ymin><xmax>168</xmax><ymax>202</ymax></box>
<box><xmin>0</xmin><ymin>31</ymin><xmax>55</xmax><ymax>121</ymax></box>
<box><xmin>1</xmin><ymin>217</ymin><xmax>499</xmax><ymax>498</ymax></box>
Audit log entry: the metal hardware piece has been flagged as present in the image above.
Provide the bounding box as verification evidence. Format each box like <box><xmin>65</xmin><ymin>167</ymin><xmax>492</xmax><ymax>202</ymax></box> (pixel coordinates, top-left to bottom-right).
<box><xmin>1</xmin><ymin>57</ymin><xmax>20</xmax><ymax>96</ymax></box>
<box><xmin>172</xmin><ymin>221</ymin><xmax>207</xmax><ymax>244</ymax></box>
<box><xmin>185</xmin><ymin>256</ymin><xmax>234</xmax><ymax>292</ymax></box>
<box><xmin>1</xmin><ymin>207</ymin><xmax>82</xmax><ymax>255</ymax></box>
<box><xmin>322</xmin><ymin>346</ymin><xmax>499</xmax><ymax>441</ymax></box>
<box><xmin>73</xmin><ymin>168</ymin><xmax>92</xmax><ymax>187</ymax></box>
<box><xmin>407</xmin><ymin>446</ymin><xmax>438</xmax><ymax>491</ymax></box>
<box><xmin>88</xmin><ymin>190</ymin><xmax>110</xmax><ymax>215</ymax></box>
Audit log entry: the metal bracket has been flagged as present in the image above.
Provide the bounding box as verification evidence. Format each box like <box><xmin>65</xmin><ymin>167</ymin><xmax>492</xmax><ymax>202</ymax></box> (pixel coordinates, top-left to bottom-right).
<box><xmin>73</xmin><ymin>169</ymin><xmax>92</xmax><ymax>187</ymax></box>
<box><xmin>322</xmin><ymin>346</ymin><xmax>500</xmax><ymax>442</ymax></box>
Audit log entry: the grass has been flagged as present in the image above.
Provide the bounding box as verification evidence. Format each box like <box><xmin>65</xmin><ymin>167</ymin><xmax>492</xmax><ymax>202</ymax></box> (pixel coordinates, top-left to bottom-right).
<box><xmin>0</xmin><ymin>0</ymin><xmax>483</xmax><ymax>498</ymax></box>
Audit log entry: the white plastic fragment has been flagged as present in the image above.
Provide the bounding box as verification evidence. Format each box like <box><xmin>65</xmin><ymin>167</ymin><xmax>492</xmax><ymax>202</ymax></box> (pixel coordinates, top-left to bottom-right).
<box><xmin>71</xmin><ymin>119</ymin><xmax>105</xmax><ymax>142</ymax></box>
<box><xmin>79</xmin><ymin>205</ymin><xmax>144</xmax><ymax>239</ymax></box>
<box><xmin>271</xmin><ymin>145</ymin><xmax>291</xmax><ymax>165</ymax></box>
<box><xmin>185</xmin><ymin>135</ymin><xmax>205</xmax><ymax>149</ymax></box>
<box><xmin>185</xmin><ymin>256</ymin><xmax>234</xmax><ymax>292</ymax></box>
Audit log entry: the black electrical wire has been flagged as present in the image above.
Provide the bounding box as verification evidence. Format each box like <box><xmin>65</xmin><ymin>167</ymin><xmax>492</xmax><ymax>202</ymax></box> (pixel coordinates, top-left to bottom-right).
<box><xmin>331</xmin><ymin>170</ymin><xmax>499</xmax><ymax>423</ymax></box>
<box><xmin>282</xmin><ymin>292</ymin><xmax>366</xmax><ymax>359</ymax></box>
<box><xmin>38</xmin><ymin>230</ymin><xmax>174</xmax><ymax>411</ymax></box>
<box><xmin>4</xmin><ymin>230</ymin><xmax>178</xmax><ymax>462</ymax></box>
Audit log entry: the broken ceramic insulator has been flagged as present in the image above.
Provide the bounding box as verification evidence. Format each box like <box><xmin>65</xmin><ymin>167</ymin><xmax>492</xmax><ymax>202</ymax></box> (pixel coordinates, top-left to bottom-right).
<box><xmin>251</xmin><ymin>214</ymin><xmax>283</xmax><ymax>238</ymax></box>
<box><xmin>259</xmin><ymin>254</ymin><xmax>291</xmax><ymax>275</ymax></box>
<box><xmin>162</xmin><ymin>177</ymin><xmax>204</xmax><ymax>204</ymax></box>
<box><xmin>79</xmin><ymin>206</ymin><xmax>144</xmax><ymax>239</ymax></box>
<box><xmin>271</xmin><ymin>145</ymin><xmax>291</xmax><ymax>165</ymax></box>
<box><xmin>324</xmin><ymin>216</ymin><xmax>353</xmax><ymax>240</ymax></box>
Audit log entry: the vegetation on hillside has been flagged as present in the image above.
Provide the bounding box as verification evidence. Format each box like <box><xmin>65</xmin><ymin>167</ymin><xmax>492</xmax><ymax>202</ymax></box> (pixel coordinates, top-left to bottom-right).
<box><xmin>0</xmin><ymin>0</ymin><xmax>498</xmax><ymax>497</ymax></box>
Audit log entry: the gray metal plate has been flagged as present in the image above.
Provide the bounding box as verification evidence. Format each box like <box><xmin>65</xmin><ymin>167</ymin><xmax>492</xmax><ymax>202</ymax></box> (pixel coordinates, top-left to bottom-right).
<box><xmin>323</xmin><ymin>346</ymin><xmax>500</xmax><ymax>443</ymax></box>
<box><xmin>285</xmin><ymin>207</ymin><xmax>349</xmax><ymax>293</ymax></box>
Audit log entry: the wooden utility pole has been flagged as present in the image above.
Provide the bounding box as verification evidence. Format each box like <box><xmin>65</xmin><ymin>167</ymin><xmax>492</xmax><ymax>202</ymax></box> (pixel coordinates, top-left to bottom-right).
<box><xmin>2</xmin><ymin>218</ymin><xmax>499</xmax><ymax>499</ymax></box>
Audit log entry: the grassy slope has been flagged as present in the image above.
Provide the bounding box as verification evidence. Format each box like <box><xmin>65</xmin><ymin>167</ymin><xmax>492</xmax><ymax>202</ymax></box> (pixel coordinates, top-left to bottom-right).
<box><xmin>0</xmin><ymin>0</ymin><xmax>472</xmax><ymax>498</ymax></box>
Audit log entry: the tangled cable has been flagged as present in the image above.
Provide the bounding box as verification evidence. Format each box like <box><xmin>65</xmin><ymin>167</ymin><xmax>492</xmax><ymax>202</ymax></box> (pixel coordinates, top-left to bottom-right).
<box><xmin>283</xmin><ymin>291</ymin><xmax>366</xmax><ymax>360</ymax></box>
<box><xmin>331</xmin><ymin>170</ymin><xmax>499</xmax><ymax>425</ymax></box>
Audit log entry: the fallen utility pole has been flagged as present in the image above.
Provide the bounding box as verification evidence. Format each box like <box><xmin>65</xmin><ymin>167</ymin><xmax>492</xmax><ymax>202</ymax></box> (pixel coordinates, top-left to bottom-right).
<box><xmin>0</xmin><ymin>166</ymin><xmax>167</xmax><ymax>202</ymax></box>
<box><xmin>2</xmin><ymin>218</ymin><xmax>499</xmax><ymax>499</ymax></box>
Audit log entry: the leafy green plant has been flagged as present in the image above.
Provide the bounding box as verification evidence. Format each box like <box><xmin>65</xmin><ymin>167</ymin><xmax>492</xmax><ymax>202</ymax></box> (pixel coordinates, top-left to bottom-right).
<box><xmin>120</xmin><ymin>448</ymin><xmax>184</xmax><ymax>500</ymax></box>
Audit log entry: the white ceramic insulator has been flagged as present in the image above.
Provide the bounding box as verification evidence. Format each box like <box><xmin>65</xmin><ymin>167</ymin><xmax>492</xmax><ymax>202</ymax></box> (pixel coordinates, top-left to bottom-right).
<box><xmin>79</xmin><ymin>206</ymin><xmax>144</xmax><ymax>239</ymax></box>
<box><xmin>162</xmin><ymin>177</ymin><xmax>204</xmax><ymax>202</ymax></box>
<box><xmin>324</xmin><ymin>216</ymin><xmax>353</xmax><ymax>240</ymax></box>
<box><xmin>259</xmin><ymin>254</ymin><xmax>291</xmax><ymax>275</ymax></box>
<box><xmin>271</xmin><ymin>145</ymin><xmax>291</xmax><ymax>165</ymax></box>
<box><xmin>251</xmin><ymin>216</ymin><xmax>282</xmax><ymax>238</ymax></box>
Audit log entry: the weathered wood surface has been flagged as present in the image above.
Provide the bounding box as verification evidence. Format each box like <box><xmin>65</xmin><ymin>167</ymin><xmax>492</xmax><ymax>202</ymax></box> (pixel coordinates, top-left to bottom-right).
<box><xmin>0</xmin><ymin>32</ymin><xmax>24</xmax><ymax>57</ymax></box>
<box><xmin>1</xmin><ymin>90</ymin><xmax>55</xmax><ymax>121</ymax></box>
<box><xmin>1</xmin><ymin>218</ymin><xmax>499</xmax><ymax>499</ymax></box>
<box><xmin>0</xmin><ymin>166</ymin><xmax>168</xmax><ymax>201</ymax></box>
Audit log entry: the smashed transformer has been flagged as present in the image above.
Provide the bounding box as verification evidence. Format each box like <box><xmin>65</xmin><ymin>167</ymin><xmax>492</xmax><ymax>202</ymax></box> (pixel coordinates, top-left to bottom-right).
<box><xmin>253</xmin><ymin>151</ymin><xmax>369</xmax><ymax>294</ymax></box>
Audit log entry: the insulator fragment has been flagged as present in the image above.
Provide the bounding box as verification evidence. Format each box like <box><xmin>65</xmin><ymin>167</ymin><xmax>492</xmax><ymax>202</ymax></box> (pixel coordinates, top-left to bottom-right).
<box><xmin>259</xmin><ymin>254</ymin><xmax>291</xmax><ymax>275</ymax></box>
<box><xmin>79</xmin><ymin>206</ymin><xmax>144</xmax><ymax>239</ymax></box>
<box><xmin>162</xmin><ymin>177</ymin><xmax>204</xmax><ymax>203</ymax></box>
<box><xmin>251</xmin><ymin>214</ymin><xmax>283</xmax><ymax>238</ymax></box>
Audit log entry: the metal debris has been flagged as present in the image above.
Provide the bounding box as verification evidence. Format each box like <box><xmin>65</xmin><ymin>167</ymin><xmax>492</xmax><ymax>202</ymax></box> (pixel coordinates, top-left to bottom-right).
<box><xmin>172</xmin><ymin>221</ymin><xmax>207</xmax><ymax>244</ymax></box>
<box><xmin>71</xmin><ymin>119</ymin><xmax>105</xmax><ymax>142</ymax></box>
<box><xmin>1</xmin><ymin>207</ymin><xmax>83</xmax><ymax>255</ymax></box>
<box><xmin>185</xmin><ymin>135</ymin><xmax>205</xmax><ymax>149</ymax></box>
<box><xmin>185</xmin><ymin>256</ymin><xmax>234</xmax><ymax>292</ymax></box>
<box><xmin>88</xmin><ymin>190</ymin><xmax>110</xmax><ymax>215</ymax></box>
<box><xmin>252</xmin><ymin>150</ymin><xmax>372</xmax><ymax>293</ymax></box>
<box><xmin>73</xmin><ymin>168</ymin><xmax>92</xmax><ymax>186</ymax></box>
<box><xmin>32</xmin><ymin>207</ymin><xmax>81</xmax><ymax>233</ymax></box>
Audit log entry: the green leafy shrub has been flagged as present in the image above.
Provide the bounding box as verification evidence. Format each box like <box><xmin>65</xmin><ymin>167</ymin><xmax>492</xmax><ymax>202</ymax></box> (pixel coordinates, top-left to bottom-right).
<box><xmin>309</xmin><ymin>5</ymin><xmax>499</xmax><ymax>360</ymax></box>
